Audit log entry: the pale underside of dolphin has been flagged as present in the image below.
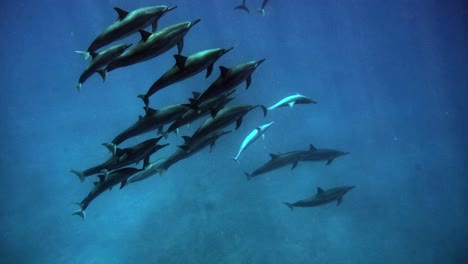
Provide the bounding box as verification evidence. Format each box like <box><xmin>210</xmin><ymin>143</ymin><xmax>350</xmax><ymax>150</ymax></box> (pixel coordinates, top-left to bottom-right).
<box><xmin>267</xmin><ymin>93</ymin><xmax>317</xmax><ymax>110</ymax></box>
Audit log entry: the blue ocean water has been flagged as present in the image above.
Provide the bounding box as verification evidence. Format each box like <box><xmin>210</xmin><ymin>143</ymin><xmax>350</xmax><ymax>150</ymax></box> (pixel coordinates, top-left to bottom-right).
<box><xmin>1</xmin><ymin>0</ymin><xmax>467</xmax><ymax>263</ymax></box>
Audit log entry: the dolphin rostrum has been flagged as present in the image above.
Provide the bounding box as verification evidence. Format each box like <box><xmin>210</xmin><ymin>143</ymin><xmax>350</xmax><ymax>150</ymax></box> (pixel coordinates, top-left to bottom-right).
<box><xmin>232</xmin><ymin>121</ymin><xmax>274</xmax><ymax>164</ymax></box>
<box><xmin>78</xmin><ymin>5</ymin><xmax>176</xmax><ymax>59</ymax></box>
<box><xmin>284</xmin><ymin>186</ymin><xmax>355</xmax><ymax>210</ymax></box>
<box><xmin>267</xmin><ymin>93</ymin><xmax>317</xmax><ymax>110</ymax></box>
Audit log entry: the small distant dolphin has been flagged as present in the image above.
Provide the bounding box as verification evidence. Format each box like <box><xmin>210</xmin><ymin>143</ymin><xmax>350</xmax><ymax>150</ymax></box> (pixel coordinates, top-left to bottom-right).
<box><xmin>105</xmin><ymin>19</ymin><xmax>201</xmax><ymax>73</ymax></box>
<box><xmin>284</xmin><ymin>186</ymin><xmax>355</xmax><ymax>210</ymax></box>
<box><xmin>72</xmin><ymin>167</ymin><xmax>143</xmax><ymax>220</ymax></box>
<box><xmin>267</xmin><ymin>94</ymin><xmax>316</xmax><ymax>110</ymax></box>
<box><xmin>232</xmin><ymin>121</ymin><xmax>274</xmax><ymax>164</ymax></box>
<box><xmin>75</xmin><ymin>43</ymin><xmax>131</xmax><ymax>91</ymax></box>
<box><xmin>80</xmin><ymin>5</ymin><xmax>176</xmax><ymax>58</ymax></box>
<box><xmin>138</xmin><ymin>47</ymin><xmax>233</xmax><ymax>108</ymax></box>
<box><xmin>234</xmin><ymin>0</ymin><xmax>249</xmax><ymax>13</ymax></box>
<box><xmin>244</xmin><ymin>150</ymin><xmax>306</xmax><ymax>181</ymax></box>
<box><xmin>257</xmin><ymin>0</ymin><xmax>270</xmax><ymax>16</ymax></box>
<box><xmin>300</xmin><ymin>144</ymin><xmax>349</xmax><ymax>165</ymax></box>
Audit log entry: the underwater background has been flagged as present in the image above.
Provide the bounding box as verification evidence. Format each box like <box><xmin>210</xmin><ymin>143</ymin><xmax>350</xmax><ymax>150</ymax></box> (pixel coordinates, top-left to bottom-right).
<box><xmin>1</xmin><ymin>0</ymin><xmax>467</xmax><ymax>263</ymax></box>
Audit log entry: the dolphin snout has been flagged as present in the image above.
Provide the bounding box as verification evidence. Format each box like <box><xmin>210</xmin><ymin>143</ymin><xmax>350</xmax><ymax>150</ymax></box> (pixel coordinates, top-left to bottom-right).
<box><xmin>224</xmin><ymin>47</ymin><xmax>234</xmax><ymax>54</ymax></box>
<box><xmin>256</xmin><ymin>58</ymin><xmax>266</xmax><ymax>66</ymax></box>
<box><xmin>342</xmin><ymin>152</ymin><xmax>350</xmax><ymax>156</ymax></box>
<box><xmin>191</xmin><ymin>18</ymin><xmax>201</xmax><ymax>26</ymax></box>
<box><xmin>167</xmin><ymin>6</ymin><xmax>178</xmax><ymax>11</ymax></box>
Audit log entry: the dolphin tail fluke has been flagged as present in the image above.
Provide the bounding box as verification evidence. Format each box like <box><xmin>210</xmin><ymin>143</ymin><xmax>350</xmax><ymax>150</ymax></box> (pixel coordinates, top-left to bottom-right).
<box><xmin>231</xmin><ymin>156</ymin><xmax>240</xmax><ymax>166</ymax></box>
<box><xmin>283</xmin><ymin>202</ymin><xmax>294</xmax><ymax>211</ymax></box>
<box><xmin>75</xmin><ymin>50</ymin><xmax>90</xmax><ymax>60</ymax></box>
<box><xmin>257</xmin><ymin>8</ymin><xmax>266</xmax><ymax>16</ymax></box>
<box><xmin>102</xmin><ymin>143</ymin><xmax>117</xmax><ymax>155</ymax></box>
<box><xmin>137</xmin><ymin>94</ymin><xmax>149</xmax><ymax>109</ymax></box>
<box><xmin>72</xmin><ymin>209</ymin><xmax>86</xmax><ymax>220</ymax></box>
<box><xmin>70</xmin><ymin>170</ymin><xmax>85</xmax><ymax>183</ymax></box>
<box><xmin>75</xmin><ymin>83</ymin><xmax>82</xmax><ymax>92</ymax></box>
<box><xmin>259</xmin><ymin>105</ymin><xmax>268</xmax><ymax>117</ymax></box>
<box><xmin>97</xmin><ymin>69</ymin><xmax>107</xmax><ymax>81</ymax></box>
<box><xmin>234</xmin><ymin>5</ymin><xmax>249</xmax><ymax>13</ymax></box>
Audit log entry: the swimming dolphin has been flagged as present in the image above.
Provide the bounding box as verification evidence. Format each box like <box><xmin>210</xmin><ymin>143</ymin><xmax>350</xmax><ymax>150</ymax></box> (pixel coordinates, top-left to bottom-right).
<box><xmin>70</xmin><ymin>137</ymin><xmax>169</xmax><ymax>182</ymax></box>
<box><xmin>267</xmin><ymin>94</ymin><xmax>317</xmax><ymax>110</ymax></box>
<box><xmin>178</xmin><ymin>130</ymin><xmax>232</xmax><ymax>154</ymax></box>
<box><xmin>72</xmin><ymin>167</ymin><xmax>143</xmax><ymax>220</ymax></box>
<box><xmin>232</xmin><ymin>121</ymin><xmax>274</xmax><ymax>164</ymax></box>
<box><xmin>78</xmin><ymin>5</ymin><xmax>176</xmax><ymax>59</ymax></box>
<box><xmin>138</xmin><ymin>47</ymin><xmax>233</xmax><ymax>108</ymax></box>
<box><xmin>244</xmin><ymin>150</ymin><xmax>306</xmax><ymax>181</ymax></box>
<box><xmin>234</xmin><ymin>0</ymin><xmax>249</xmax><ymax>13</ymax></box>
<box><xmin>111</xmin><ymin>104</ymin><xmax>190</xmax><ymax>145</ymax></box>
<box><xmin>75</xmin><ymin>43</ymin><xmax>131</xmax><ymax>91</ymax></box>
<box><xmin>284</xmin><ymin>186</ymin><xmax>355</xmax><ymax>210</ymax></box>
<box><xmin>189</xmin><ymin>59</ymin><xmax>266</xmax><ymax>109</ymax></box>
<box><xmin>257</xmin><ymin>0</ymin><xmax>270</xmax><ymax>16</ymax></box>
<box><xmin>105</xmin><ymin>19</ymin><xmax>201</xmax><ymax>73</ymax></box>
<box><xmin>188</xmin><ymin>105</ymin><xmax>267</xmax><ymax>144</ymax></box>
<box><xmin>300</xmin><ymin>144</ymin><xmax>349</xmax><ymax>165</ymax></box>
<box><xmin>166</xmin><ymin>91</ymin><xmax>236</xmax><ymax>135</ymax></box>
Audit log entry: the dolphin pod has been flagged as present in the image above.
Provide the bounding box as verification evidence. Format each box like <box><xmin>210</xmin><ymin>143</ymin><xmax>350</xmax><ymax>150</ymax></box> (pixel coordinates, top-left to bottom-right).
<box><xmin>72</xmin><ymin>3</ymin><xmax>355</xmax><ymax>219</ymax></box>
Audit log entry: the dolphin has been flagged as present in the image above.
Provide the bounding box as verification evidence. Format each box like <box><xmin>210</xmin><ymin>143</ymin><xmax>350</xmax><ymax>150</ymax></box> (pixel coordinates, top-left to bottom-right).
<box><xmin>72</xmin><ymin>167</ymin><xmax>143</xmax><ymax>220</ymax></box>
<box><xmin>105</xmin><ymin>19</ymin><xmax>201</xmax><ymax>73</ymax></box>
<box><xmin>284</xmin><ymin>186</ymin><xmax>355</xmax><ymax>210</ymax></box>
<box><xmin>70</xmin><ymin>137</ymin><xmax>169</xmax><ymax>182</ymax></box>
<box><xmin>78</xmin><ymin>5</ymin><xmax>177</xmax><ymax>59</ymax></box>
<box><xmin>188</xmin><ymin>105</ymin><xmax>267</xmax><ymax>144</ymax></box>
<box><xmin>244</xmin><ymin>150</ymin><xmax>307</xmax><ymax>181</ymax></box>
<box><xmin>129</xmin><ymin>149</ymin><xmax>188</xmax><ymax>183</ymax></box>
<box><xmin>189</xmin><ymin>59</ymin><xmax>266</xmax><ymax>109</ymax></box>
<box><xmin>138</xmin><ymin>47</ymin><xmax>233</xmax><ymax>108</ymax></box>
<box><xmin>257</xmin><ymin>0</ymin><xmax>270</xmax><ymax>16</ymax></box>
<box><xmin>300</xmin><ymin>144</ymin><xmax>349</xmax><ymax>165</ymax></box>
<box><xmin>178</xmin><ymin>130</ymin><xmax>232</xmax><ymax>154</ymax></box>
<box><xmin>267</xmin><ymin>93</ymin><xmax>317</xmax><ymax>110</ymax></box>
<box><xmin>166</xmin><ymin>91</ymin><xmax>236</xmax><ymax>135</ymax></box>
<box><xmin>234</xmin><ymin>0</ymin><xmax>249</xmax><ymax>13</ymax></box>
<box><xmin>111</xmin><ymin>104</ymin><xmax>190</xmax><ymax>145</ymax></box>
<box><xmin>232</xmin><ymin>121</ymin><xmax>274</xmax><ymax>164</ymax></box>
<box><xmin>75</xmin><ymin>43</ymin><xmax>131</xmax><ymax>91</ymax></box>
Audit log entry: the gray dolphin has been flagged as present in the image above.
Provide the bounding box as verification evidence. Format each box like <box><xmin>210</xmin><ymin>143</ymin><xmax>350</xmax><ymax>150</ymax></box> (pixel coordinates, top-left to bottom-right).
<box><xmin>234</xmin><ymin>0</ymin><xmax>250</xmax><ymax>13</ymax></box>
<box><xmin>79</xmin><ymin>5</ymin><xmax>176</xmax><ymax>59</ymax></box>
<box><xmin>138</xmin><ymin>47</ymin><xmax>233</xmax><ymax>107</ymax></box>
<box><xmin>105</xmin><ymin>19</ymin><xmax>201</xmax><ymax>73</ymax></box>
<box><xmin>300</xmin><ymin>144</ymin><xmax>349</xmax><ymax>165</ymax></box>
<box><xmin>188</xmin><ymin>104</ymin><xmax>267</xmax><ymax>144</ymax></box>
<box><xmin>284</xmin><ymin>186</ymin><xmax>355</xmax><ymax>210</ymax></box>
<box><xmin>166</xmin><ymin>91</ymin><xmax>236</xmax><ymax>135</ymax></box>
<box><xmin>75</xmin><ymin>43</ymin><xmax>131</xmax><ymax>91</ymax></box>
<box><xmin>111</xmin><ymin>104</ymin><xmax>190</xmax><ymax>145</ymax></box>
<box><xmin>244</xmin><ymin>151</ymin><xmax>306</xmax><ymax>181</ymax></box>
<box><xmin>70</xmin><ymin>137</ymin><xmax>169</xmax><ymax>182</ymax></box>
<box><xmin>72</xmin><ymin>167</ymin><xmax>143</xmax><ymax>220</ymax></box>
<box><xmin>189</xmin><ymin>59</ymin><xmax>266</xmax><ymax>109</ymax></box>
<box><xmin>178</xmin><ymin>130</ymin><xmax>232</xmax><ymax>154</ymax></box>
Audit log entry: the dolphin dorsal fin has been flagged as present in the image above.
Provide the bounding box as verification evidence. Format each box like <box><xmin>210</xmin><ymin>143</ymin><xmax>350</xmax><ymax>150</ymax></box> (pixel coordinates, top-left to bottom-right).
<box><xmin>192</xmin><ymin>91</ymin><xmax>201</xmax><ymax>99</ymax></box>
<box><xmin>219</xmin><ymin>66</ymin><xmax>229</xmax><ymax>78</ymax></box>
<box><xmin>139</xmin><ymin>30</ymin><xmax>152</xmax><ymax>42</ymax></box>
<box><xmin>182</xmin><ymin>136</ymin><xmax>191</xmax><ymax>144</ymax></box>
<box><xmin>90</xmin><ymin>51</ymin><xmax>98</xmax><ymax>59</ymax></box>
<box><xmin>269</xmin><ymin>153</ymin><xmax>279</xmax><ymax>160</ymax></box>
<box><xmin>114</xmin><ymin>7</ymin><xmax>129</xmax><ymax>20</ymax></box>
<box><xmin>309</xmin><ymin>144</ymin><xmax>317</xmax><ymax>152</ymax></box>
<box><xmin>146</xmin><ymin>107</ymin><xmax>157</xmax><ymax>116</ymax></box>
<box><xmin>317</xmin><ymin>187</ymin><xmax>324</xmax><ymax>194</ymax></box>
<box><xmin>174</xmin><ymin>54</ymin><xmax>188</xmax><ymax>69</ymax></box>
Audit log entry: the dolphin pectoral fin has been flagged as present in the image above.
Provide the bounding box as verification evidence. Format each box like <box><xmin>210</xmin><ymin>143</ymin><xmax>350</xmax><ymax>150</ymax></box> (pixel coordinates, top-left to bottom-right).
<box><xmin>143</xmin><ymin>157</ymin><xmax>149</xmax><ymax>168</ymax></box>
<box><xmin>246</xmin><ymin>74</ymin><xmax>252</xmax><ymax>89</ymax></box>
<box><xmin>177</xmin><ymin>38</ymin><xmax>184</xmax><ymax>55</ymax></box>
<box><xmin>152</xmin><ymin>20</ymin><xmax>158</xmax><ymax>32</ymax></box>
<box><xmin>288</xmin><ymin>101</ymin><xmax>296</xmax><ymax>108</ymax></box>
<box><xmin>114</xmin><ymin>7</ymin><xmax>129</xmax><ymax>20</ymax></box>
<box><xmin>120</xmin><ymin>179</ymin><xmax>128</xmax><ymax>189</ymax></box>
<box><xmin>139</xmin><ymin>30</ymin><xmax>152</xmax><ymax>42</ymax></box>
<box><xmin>97</xmin><ymin>69</ymin><xmax>107</xmax><ymax>81</ymax></box>
<box><xmin>291</xmin><ymin>160</ymin><xmax>299</xmax><ymax>170</ymax></box>
<box><xmin>283</xmin><ymin>202</ymin><xmax>294</xmax><ymax>211</ymax></box>
<box><xmin>174</xmin><ymin>54</ymin><xmax>187</xmax><ymax>70</ymax></box>
<box><xmin>337</xmin><ymin>197</ymin><xmax>343</xmax><ymax>206</ymax></box>
<box><xmin>75</xmin><ymin>50</ymin><xmax>90</xmax><ymax>61</ymax></box>
<box><xmin>72</xmin><ymin>209</ymin><xmax>86</xmax><ymax>220</ymax></box>
<box><xmin>236</xmin><ymin>118</ymin><xmax>243</xmax><ymax>130</ymax></box>
<box><xmin>326</xmin><ymin>158</ymin><xmax>334</xmax><ymax>166</ymax></box>
<box><xmin>206</xmin><ymin>63</ymin><xmax>214</xmax><ymax>78</ymax></box>
<box><xmin>70</xmin><ymin>170</ymin><xmax>85</xmax><ymax>183</ymax></box>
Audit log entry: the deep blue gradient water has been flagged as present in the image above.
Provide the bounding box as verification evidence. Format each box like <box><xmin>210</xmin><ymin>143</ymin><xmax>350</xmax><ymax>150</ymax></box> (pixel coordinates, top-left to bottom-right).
<box><xmin>1</xmin><ymin>0</ymin><xmax>467</xmax><ymax>263</ymax></box>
